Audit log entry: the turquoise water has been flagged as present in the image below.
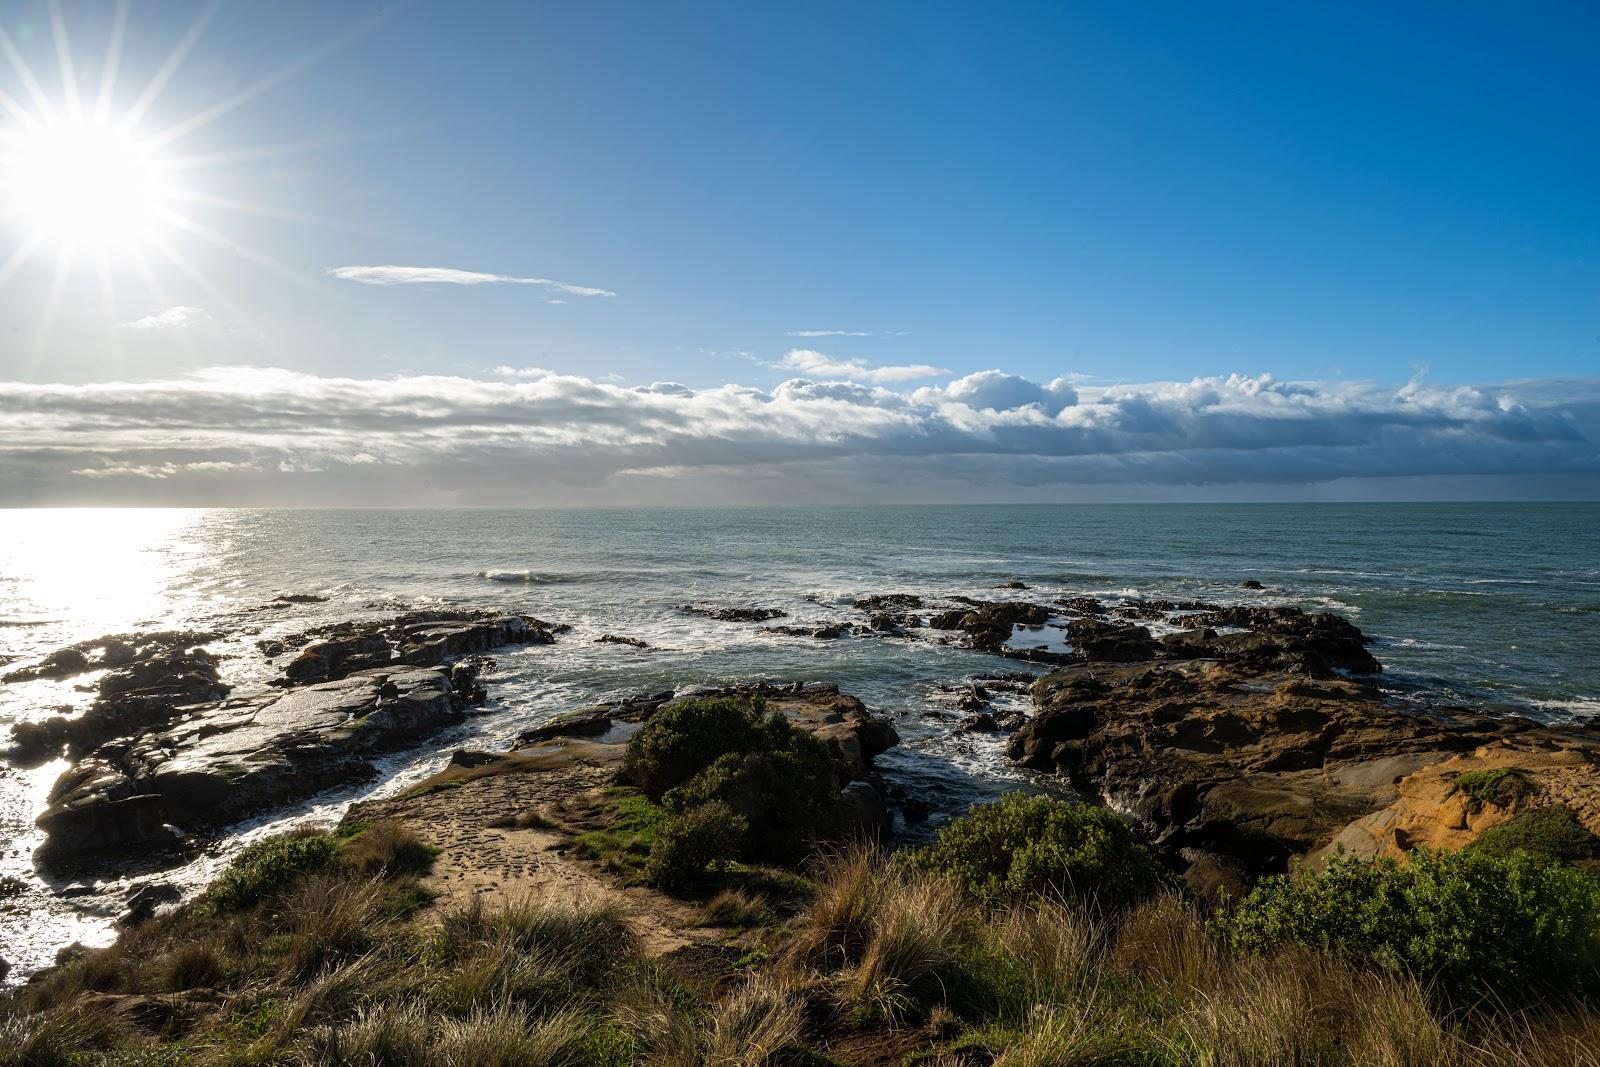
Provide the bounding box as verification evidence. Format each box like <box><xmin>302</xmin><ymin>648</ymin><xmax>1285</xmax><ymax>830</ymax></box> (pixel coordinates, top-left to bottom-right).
<box><xmin>1</xmin><ymin>503</ymin><xmax>1597</xmax><ymax>975</ymax></box>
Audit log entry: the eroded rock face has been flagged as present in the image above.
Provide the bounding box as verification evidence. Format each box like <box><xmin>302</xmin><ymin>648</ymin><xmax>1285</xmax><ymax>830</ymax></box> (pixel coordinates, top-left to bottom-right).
<box><xmin>1314</xmin><ymin>747</ymin><xmax>1600</xmax><ymax>866</ymax></box>
<box><xmin>1005</xmin><ymin>659</ymin><xmax>1561</xmax><ymax>874</ymax></box>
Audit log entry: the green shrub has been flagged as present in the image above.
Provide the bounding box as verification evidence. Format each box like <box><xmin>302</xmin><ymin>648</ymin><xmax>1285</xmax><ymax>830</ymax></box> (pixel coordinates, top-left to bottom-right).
<box><xmin>663</xmin><ymin>725</ymin><xmax>838</xmax><ymax>864</ymax></box>
<box><xmin>1451</xmin><ymin>767</ymin><xmax>1527</xmax><ymax>808</ymax></box>
<box><xmin>906</xmin><ymin>793</ymin><xmax>1166</xmax><ymax>907</ymax></box>
<box><xmin>646</xmin><ymin>802</ymin><xmax>748</xmax><ymax>890</ymax></box>
<box><xmin>203</xmin><ymin>831</ymin><xmax>340</xmax><ymax>912</ymax></box>
<box><xmin>622</xmin><ymin>697</ymin><xmax>770</xmax><ymax>799</ymax></box>
<box><xmin>1217</xmin><ymin>848</ymin><xmax>1600</xmax><ymax>1002</ymax></box>
<box><xmin>622</xmin><ymin>696</ymin><xmax>840</xmax><ymax>866</ymax></box>
<box><xmin>1470</xmin><ymin>805</ymin><xmax>1600</xmax><ymax>867</ymax></box>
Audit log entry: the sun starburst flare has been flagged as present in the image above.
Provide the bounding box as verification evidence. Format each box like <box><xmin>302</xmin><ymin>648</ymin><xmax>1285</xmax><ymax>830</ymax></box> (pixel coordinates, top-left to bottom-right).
<box><xmin>2</xmin><ymin>113</ymin><xmax>177</xmax><ymax>251</ymax></box>
<box><xmin>0</xmin><ymin>2</ymin><xmax>382</xmax><ymax>367</ymax></box>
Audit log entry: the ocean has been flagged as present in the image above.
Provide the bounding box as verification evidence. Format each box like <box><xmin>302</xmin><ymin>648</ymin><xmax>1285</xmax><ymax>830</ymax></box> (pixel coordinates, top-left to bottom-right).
<box><xmin>2</xmin><ymin>503</ymin><xmax>1598</xmax><ymax>978</ymax></box>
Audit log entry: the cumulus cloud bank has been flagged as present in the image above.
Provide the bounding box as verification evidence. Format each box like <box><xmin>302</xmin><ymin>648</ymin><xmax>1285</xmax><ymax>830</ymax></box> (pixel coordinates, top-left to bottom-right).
<box><xmin>1</xmin><ymin>366</ymin><xmax>1595</xmax><ymax>504</ymax></box>
<box><xmin>328</xmin><ymin>265</ymin><xmax>615</xmax><ymax>298</ymax></box>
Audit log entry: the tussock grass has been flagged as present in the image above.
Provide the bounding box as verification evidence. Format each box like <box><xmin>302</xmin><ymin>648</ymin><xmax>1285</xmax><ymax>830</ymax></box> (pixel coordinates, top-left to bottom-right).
<box><xmin>699</xmin><ymin>888</ymin><xmax>774</xmax><ymax>928</ymax></box>
<box><xmin>339</xmin><ymin>818</ymin><xmax>438</xmax><ymax>877</ymax></box>
<box><xmin>10</xmin><ymin>801</ymin><xmax>1600</xmax><ymax>1066</ymax></box>
<box><xmin>780</xmin><ymin>847</ymin><xmax>1600</xmax><ymax>1066</ymax></box>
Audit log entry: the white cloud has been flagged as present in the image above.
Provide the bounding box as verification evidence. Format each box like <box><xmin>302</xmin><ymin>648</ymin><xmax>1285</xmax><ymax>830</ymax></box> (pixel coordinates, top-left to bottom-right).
<box><xmin>776</xmin><ymin>348</ymin><xmax>948</xmax><ymax>383</ymax></box>
<box><xmin>0</xmin><ymin>366</ymin><xmax>1595</xmax><ymax>505</ymax></box>
<box><xmin>327</xmin><ymin>265</ymin><xmax>615</xmax><ymax>298</ymax></box>
<box><xmin>920</xmin><ymin>369</ymin><xmax>1079</xmax><ymax>414</ymax></box>
<box><xmin>121</xmin><ymin>306</ymin><xmax>210</xmax><ymax>330</ymax></box>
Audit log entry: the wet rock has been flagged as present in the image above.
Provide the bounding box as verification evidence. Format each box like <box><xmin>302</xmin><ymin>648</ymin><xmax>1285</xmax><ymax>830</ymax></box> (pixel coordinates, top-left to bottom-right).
<box><xmin>1242</xmin><ymin>580</ymin><xmax>1265</xmax><ymax>590</ymax></box>
<box><xmin>279</xmin><ymin>615</ymin><xmax>553</xmax><ymax>684</ymax></box>
<box><xmin>868</xmin><ymin>612</ymin><xmax>909</xmax><ymax>634</ymax></box>
<box><xmin>761</xmin><ymin>623</ymin><xmax>853</xmax><ymax>639</ymax></box>
<box><xmin>596</xmin><ymin>634</ymin><xmax>650</xmax><ymax>649</ymax></box>
<box><xmin>996</xmin><ymin>580</ymin><xmax>1030</xmax><ymax>590</ymax></box>
<box><xmin>1066</xmin><ymin>618</ymin><xmax>1156</xmax><ymax>662</ymax></box>
<box><xmin>119</xmin><ymin>882</ymin><xmax>181</xmax><ymax>928</ymax></box>
<box><xmin>33</xmin><ymin>613</ymin><xmax>547</xmax><ymax>869</ymax></box>
<box><xmin>1171</xmin><ymin>605</ymin><xmax>1379</xmax><ymax>675</ymax></box>
<box><xmin>37</xmin><ymin>667</ymin><xmax>466</xmax><ymax>866</ymax></box>
<box><xmin>899</xmin><ymin>796</ymin><xmax>932</xmax><ymax>823</ymax></box>
<box><xmin>10</xmin><ymin>645</ymin><xmax>232</xmax><ymax>765</ymax></box>
<box><xmin>680</xmin><ymin>604</ymin><xmax>787</xmax><ymax>623</ymax></box>
<box><xmin>1055</xmin><ymin>596</ymin><xmax>1107</xmax><ymax>616</ymax></box>
<box><xmin>273</xmin><ymin>593</ymin><xmax>329</xmax><ymax>604</ymax></box>
<box><xmin>852</xmin><ymin>593</ymin><xmax>924</xmax><ymax>611</ymax></box>
<box><xmin>958</xmin><ymin>712</ymin><xmax>1000</xmax><ymax>732</ymax></box>
<box><xmin>837</xmin><ymin>780</ymin><xmax>892</xmax><ymax>840</ymax></box>
<box><xmin>995</xmin><ymin>711</ymin><xmax>1028</xmax><ymax>731</ymax></box>
<box><xmin>1157</xmin><ymin>627</ymin><xmax>1218</xmax><ymax>658</ymax></box>
<box><xmin>449</xmin><ymin>748</ymin><xmax>500</xmax><ymax>768</ymax></box>
<box><xmin>2</xmin><ymin>630</ymin><xmax>221</xmax><ymax>685</ymax></box>
<box><xmin>930</xmin><ymin>600</ymin><xmax>1054</xmax><ymax>652</ymax></box>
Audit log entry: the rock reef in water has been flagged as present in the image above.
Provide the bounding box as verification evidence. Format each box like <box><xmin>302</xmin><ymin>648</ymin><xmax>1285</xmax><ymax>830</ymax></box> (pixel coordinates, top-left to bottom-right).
<box><xmin>23</xmin><ymin>613</ymin><xmax>561</xmax><ymax>869</ymax></box>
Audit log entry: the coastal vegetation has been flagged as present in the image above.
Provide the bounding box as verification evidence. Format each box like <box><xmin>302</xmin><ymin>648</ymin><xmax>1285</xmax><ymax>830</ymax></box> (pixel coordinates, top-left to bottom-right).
<box><xmin>7</xmin><ymin>737</ymin><xmax>1600</xmax><ymax>1063</ymax></box>
<box><xmin>7</xmin><ymin>599</ymin><xmax>1600</xmax><ymax>1062</ymax></box>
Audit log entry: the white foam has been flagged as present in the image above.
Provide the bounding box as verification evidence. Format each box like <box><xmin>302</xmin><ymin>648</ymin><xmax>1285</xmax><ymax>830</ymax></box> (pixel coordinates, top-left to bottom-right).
<box><xmin>478</xmin><ymin>569</ymin><xmax>548</xmax><ymax>583</ymax></box>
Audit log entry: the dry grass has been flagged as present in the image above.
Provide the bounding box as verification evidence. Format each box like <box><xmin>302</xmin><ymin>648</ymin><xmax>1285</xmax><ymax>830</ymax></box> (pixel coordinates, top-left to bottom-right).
<box><xmin>280</xmin><ymin>873</ymin><xmax>384</xmax><ymax>981</ymax></box>
<box><xmin>699</xmin><ymin>887</ymin><xmax>773</xmax><ymax>927</ymax></box>
<box><xmin>9</xmin><ymin>827</ymin><xmax>1600</xmax><ymax>1066</ymax></box>
<box><xmin>341</xmin><ymin>819</ymin><xmax>438</xmax><ymax>876</ymax></box>
<box><xmin>702</xmin><ymin>972</ymin><xmax>810</xmax><ymax>1066</ymax></box>
<box><xmin>783</xmin><ymin>847</ymin><xmax>1600</xmax><ymax>1066</ymax></box>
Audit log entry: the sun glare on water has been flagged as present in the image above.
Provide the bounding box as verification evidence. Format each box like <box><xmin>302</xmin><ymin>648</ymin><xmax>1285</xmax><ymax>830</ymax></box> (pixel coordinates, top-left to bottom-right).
<box><xmin>3</xmin><ymin>114</ymin><xmax>175</xmax><ymax>251</ymax></box>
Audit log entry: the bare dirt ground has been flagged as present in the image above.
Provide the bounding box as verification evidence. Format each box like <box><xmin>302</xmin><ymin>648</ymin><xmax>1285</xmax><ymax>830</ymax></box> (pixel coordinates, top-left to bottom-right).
<box><xmin>344</xmin><ymin>740</ymin><xmax>722</xmax><ymax>958</ymax></box>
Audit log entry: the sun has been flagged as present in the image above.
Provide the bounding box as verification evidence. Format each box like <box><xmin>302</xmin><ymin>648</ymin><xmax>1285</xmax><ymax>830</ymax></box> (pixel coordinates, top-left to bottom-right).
<box><xmin>3</xmin><ymin>115</ymin><xmax>175</xmax><ymax>251</ymax></box>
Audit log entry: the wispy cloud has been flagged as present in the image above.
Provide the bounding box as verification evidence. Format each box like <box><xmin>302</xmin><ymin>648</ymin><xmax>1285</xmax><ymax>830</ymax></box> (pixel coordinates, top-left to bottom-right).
<box><xmin>787</xmin><ymin>329</ymin><xmax>908</xmax><ymax>337</ymax></box>
<box><xmin>3</xmin><ymin>366</ymin><xmax>1594</xmax><ymax>504</ymax></box>
<box><xmin>121</xmin><ymin>306</ymin><xmax>210</xmax><ymax>330</ymax></box>
<box><xmin>327</xmin><ymin>265</ymin><xmax>615</xmax><ymax>298</ymax></box>
<box><xmin>776</xmin><ymin>348</ymin><xmax>947</xmax><ymax>383</ymax></box>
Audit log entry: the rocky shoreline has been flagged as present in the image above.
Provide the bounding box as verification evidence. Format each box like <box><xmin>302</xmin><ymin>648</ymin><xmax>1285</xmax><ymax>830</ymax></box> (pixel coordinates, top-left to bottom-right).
<box><xmin>5</xmin><ymin>583</ymin><xmax>1599</xmax><ymax>979</ymax></box>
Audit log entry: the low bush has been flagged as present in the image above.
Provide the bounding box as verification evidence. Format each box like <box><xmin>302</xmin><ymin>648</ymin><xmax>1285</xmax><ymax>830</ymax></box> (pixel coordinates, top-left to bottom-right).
<box><xmin>1217</xmin><ymin>847</ymin><xmax>1600</xmax><ymax>1002</ymax></box>
<box><xmin>622</xmin><ymin>696</ymin><xmax>840</xmax><ymax>868</ymax></box>
<box><xmin>906</xmin><ymin>793</ymin><xmax>1167</xmax><ymax>907</ymax></box>
<box><xmin>1471</xmin><ymin>805</ymin><xmax>1600</xmax><ymax>867</ymax></box>
<box><xmin>662</xmin><ymin>736</ymin><xmax>837</xmax><ymax>865</ymax></box>
<box><xmin>621</xmin><ymin>696</ymin><xmax>770</xmax><ymax>799</ymax></box>
<box><xmin>203</xmin><ymin>830</ymin><xmax>340</xmax><ymax>912</ymax></box>
<box><xmin>647</xmin><ymin>802</ymin><xmax>748</xmax><ymax>890</ymax></box>
<box><xmin>1451</xmin><ymin>766</ymin><xmax>1528</xmax><ymax>808</ymax></box>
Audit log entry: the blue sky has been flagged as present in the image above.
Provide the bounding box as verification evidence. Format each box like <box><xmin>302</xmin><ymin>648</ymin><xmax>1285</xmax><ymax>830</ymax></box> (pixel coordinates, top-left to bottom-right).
<box><xmin>1</xmin><ymin>1</ymin><xmax>1597</xmax><ymax>503</ymax></box>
